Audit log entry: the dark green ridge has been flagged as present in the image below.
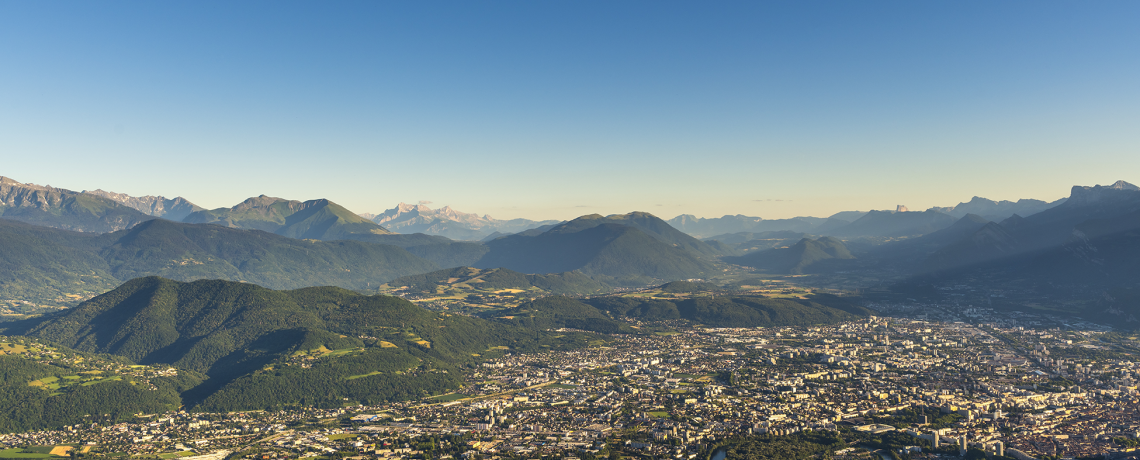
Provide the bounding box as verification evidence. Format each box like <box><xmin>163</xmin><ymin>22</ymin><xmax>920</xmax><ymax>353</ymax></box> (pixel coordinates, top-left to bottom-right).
<box><xmin>2</xmin><ymin>276</ymin><xmax>594</xmax><ymax>411</ymax></box>
<box><xmin>0</xmin><ymin>218</ymin><xmax>438</xmax><ymax>311</ymax></box>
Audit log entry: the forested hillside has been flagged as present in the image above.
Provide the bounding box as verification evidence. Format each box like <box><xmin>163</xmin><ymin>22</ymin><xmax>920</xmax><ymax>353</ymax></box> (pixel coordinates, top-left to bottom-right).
<box><xmin>0</xmin><ymin>336</ymin><xmax>203</xmax><ymax>433</ymax></box>
<box><xmin>583</xmin><ymin>293</ymin><xmax>870</xmax><ymax>327</ymax></box>
<box><xmin>2</xmin><ymin>277</ymin><xmax>595</xmax><ymax>411</ymax></box>
<box><xmin>0</xmin><ymin>219</ymin><xmax>438</xmax><ymax>312</ymax></box>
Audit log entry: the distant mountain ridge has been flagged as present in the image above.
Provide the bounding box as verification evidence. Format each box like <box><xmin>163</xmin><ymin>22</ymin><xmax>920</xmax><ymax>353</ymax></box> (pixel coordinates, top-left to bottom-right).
<box><xmin>927</xmin><ymin>196</ymin><xmax>1067</xmax><ymax>222</ymax></box>
<box><xmin>925</xmin><ymin>180</ymin><xmax>1140</xmax><ymax>272</ymax></box>
<box><xmin>667</xmin><ymin>214</ymin><xmax>829</xmax><ymax>238</ymax></box>
<box><xmin>1</xmin><ymin>177</ymin><xmax>397</xmax><ymax>242</ymax></box>
<box><xmin>0</xmin><ymin>218</ymin><xmax>437</xmax><ymax>311</ymax></box>
<box><xmin>184</xmin><ymin>195</ymin><xmax>394</xmax><ymax>240</ymax></box>
<box><xmin>668</xmin><ymin>194</ymin><xmax>1067</xmax><ymax>239</ymax></box>
<box><xmin>877</xmin><ymin>181</ymin><xmax>1140</xmax><ymax>322</ymax></box>
<box><xmin>725</xmin><ymin>236</ymin><xmax>855</xmax><ymax>274</ymax></box>
<box><xmin>83</xmin><ymin>189</ymin><xmax>204</xmax><ymax>222</ymax></box>
<box><xmin>362</xmin><ymin>202</ymin><xmax>559</xmax><ymax>241</ymax></box>
<box><xmin>829</xmin><ymin>209</ymin><xmax>958</xmax><ymax>238</ymax></box>
<box><xmin>0</xmin><ymin>176</ymin><xmax>156</xmax><ymax>233</ymax></box>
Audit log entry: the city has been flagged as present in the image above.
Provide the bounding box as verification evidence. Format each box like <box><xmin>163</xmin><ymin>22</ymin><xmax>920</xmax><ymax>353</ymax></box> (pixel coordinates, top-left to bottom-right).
<box><xmin>6</xmin><ymin>304</ymin><xmax>1140</xmax><ymax>460</ymax></box>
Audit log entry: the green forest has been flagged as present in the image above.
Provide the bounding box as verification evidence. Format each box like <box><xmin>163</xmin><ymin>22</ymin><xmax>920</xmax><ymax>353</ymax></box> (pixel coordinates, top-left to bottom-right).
<box><xmin>0</xmin><ymin>277</ymin><xmax>599</xmax><ymax>422</ymax></box>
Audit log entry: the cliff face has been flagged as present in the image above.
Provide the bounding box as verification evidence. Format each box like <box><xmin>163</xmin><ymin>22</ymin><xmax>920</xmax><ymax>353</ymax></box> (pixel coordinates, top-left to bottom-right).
<box><xmin>0</xmin><ymin>176</ymin><xmax>70</xmax><ymax>210</ymax></box>
<box><xmin>83</xmin><ymin>189</ymin><xmax>204</xmax><ymax>221</ymax></box>
<box><xmin>1065</xmin><ymin>180</ymin><xmax>1140</xmax><ymax>206</ymax></box>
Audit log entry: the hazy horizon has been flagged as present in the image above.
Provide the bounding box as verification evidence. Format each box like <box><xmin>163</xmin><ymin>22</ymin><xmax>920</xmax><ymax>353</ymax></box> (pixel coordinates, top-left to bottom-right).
<box><xmin>3</xmin><ymin>171</ymin><xmax>1092</xmax><ymax>222</ymax></box>
<box><xmin>2</xmin><ymin>2</ymin><xmax>1136</xmax><ymax>220</ymax></box>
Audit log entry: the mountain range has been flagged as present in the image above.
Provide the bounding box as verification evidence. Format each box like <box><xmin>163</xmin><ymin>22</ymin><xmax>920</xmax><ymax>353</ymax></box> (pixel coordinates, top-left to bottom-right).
<box><xmin>841</xmin><ymin>181</ymin><xmax>1140</xmax><ymax>323</ymax></box>
<box><xmin>362</xmin><ymin>202</ymin><xmax>560</xmax><ymax>241</ymax></box>
<box><xmin>84</xmin><ymin>188</ymin><xmax>204</xmax><ymax>221</ymax></box>
<box><xmin>687</xmin><ymin>181</ymin><xmax>1140</xmax><ymax>321</ymax></box>
<box><xmin>183</xmin><ymin>195</ymin><xmax>394</xmax><ymax>240</ymax></box>
<box><xmin>0</xmin><ymin>204</ymin><xmax>728</xmax><ymax>310</ymax></box>
<box><xmin>671</xmin><ymin>194</ymin><xmax>1067</xmax><ymax>240</ymax></box>
<box><xmin>0</xmin><ymin>218</ymin><xmax>437</xmax><ymax>312</ymax></box>
<box><xmin>6</xmin><ymin>173</ymin><xmax>1140</xmax><ymax>325</ymax></box>
<box><xmin>2</xmin><ymin>176</ymin><xmax>563</xmax><ymax>244</ymax></box>
<box><xmin>0</xmin><ymin>177</ymin><xmax>156</xmax><ymax>233</ymax></box>
<box><xmin>2</xmin><ymin>173</ymin><xmax>1072</xmax><ymax>249</ymax></box>
<box><xmin>826</xmin><ymin>209</ymin><xmax>959</xmax><ymax>238</ymax></box>
<box><xmin>930</xmin><ymin>196</ymin><xmax>1067</xmax><ymax>222</ymax></box>
<box><xmin>923</xmin><ymin>181</ymin><xmax>1140</xmax><ymax>272</ymax></box>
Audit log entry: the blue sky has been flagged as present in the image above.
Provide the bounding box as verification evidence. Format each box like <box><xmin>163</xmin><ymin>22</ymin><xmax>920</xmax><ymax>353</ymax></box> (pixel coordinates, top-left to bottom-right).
<box><xmin>1</xmin><ymin>1</ymin><xmax>1138</xmax><ymax>220</ymax></box>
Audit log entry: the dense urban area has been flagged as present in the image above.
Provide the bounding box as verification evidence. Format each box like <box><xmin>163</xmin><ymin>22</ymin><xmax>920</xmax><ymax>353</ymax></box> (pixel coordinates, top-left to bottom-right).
<box><xmin>5</xmin><ymin>301</ymin><xmax>1140</xmax><ymax>460</ymax></box>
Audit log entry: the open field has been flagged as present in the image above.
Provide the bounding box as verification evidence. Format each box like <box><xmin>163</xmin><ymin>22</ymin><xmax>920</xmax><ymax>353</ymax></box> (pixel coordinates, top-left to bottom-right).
<box><xmin>28</xmin><ymin>374</ymin><xmax>123</xmax><ymax>391</ymax></box>
<box><xmin>157</xmin><ymin>451</ymin><xmax>196</xmax><ymax>459</ymax></box>
<box><xmin>0</xmin><ymin>447</ymin><xmax>57</xmax><ymax>458</ymax></box>
<box><xmin>0</xmin><ymin>342</ymin><xmax>29</xmax><ymax>355</ymax></box>
<box><xmin>292</xmin><ymin>346</ymin><xmax>364</xmax><ymax>359</ymax></box>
